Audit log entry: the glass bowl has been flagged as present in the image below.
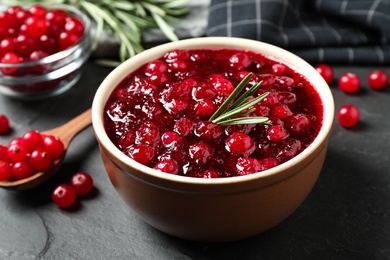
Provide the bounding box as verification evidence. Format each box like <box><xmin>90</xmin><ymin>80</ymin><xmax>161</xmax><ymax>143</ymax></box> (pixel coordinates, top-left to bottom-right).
<box><xmin>0</xmin><ymin>4</ymin><xmax>92</xmax><ymax>99</ymax></box>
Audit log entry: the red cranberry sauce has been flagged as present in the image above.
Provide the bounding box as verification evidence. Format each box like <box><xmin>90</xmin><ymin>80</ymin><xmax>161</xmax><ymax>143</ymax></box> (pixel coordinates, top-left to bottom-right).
<box><xmin>104</xmin><ymin>48</ymin><xmax>323</xmax><ymax>178</ymax></box>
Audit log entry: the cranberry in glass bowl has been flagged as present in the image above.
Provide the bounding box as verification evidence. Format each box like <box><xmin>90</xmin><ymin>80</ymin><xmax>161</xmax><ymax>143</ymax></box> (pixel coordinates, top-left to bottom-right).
<box><xmin>0</xmin><ymin>4</ymin><xmax>92</xmax><ymax>99</ymax></box>
<box><xmin>91</xmin><ymin>37</ymin><xmax>334</xmax><ymax>242</ymax></box>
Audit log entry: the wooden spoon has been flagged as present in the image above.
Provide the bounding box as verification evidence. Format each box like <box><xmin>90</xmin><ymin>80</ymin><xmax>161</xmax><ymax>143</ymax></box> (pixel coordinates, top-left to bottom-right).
<box><xmin>0</xmin><ymin>109</ymin><xmax>92</xmax><ymax>191</ymax></box>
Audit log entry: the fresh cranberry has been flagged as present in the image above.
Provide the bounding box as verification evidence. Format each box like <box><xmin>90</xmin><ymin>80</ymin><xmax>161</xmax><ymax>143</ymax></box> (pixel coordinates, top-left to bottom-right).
<box><xmin>29</xmin><ymin>5</ymin><xmax>47</xmax><ymax>17</ymax></box>
<box><xmin>338</xmin><ymin>72</ymin><xmax>360</xmax><ymax>93</ymax></box>
<box><xmin>189</xmin><ymin>142</ymin><xmax>213</xmax><ymax>164</ymax></box>
<box><xmin>338</xmin><ymin>104</ymin><xmax>359</xmax><ymax>128</ymax></box>
<box><xmin>70</xmin><ymin>172</ymin><xmax>94</xmax><ymax>195</ymax></box>
<box><xmin>39</xmin><ymin>35</ymin><xmax>57</xmax><ymax>54</ymax></box>
<box><xmin>315</xmin><ymin>64</ymin><xmax>334</xmax><ymax>84</ymax></box>
<box><xmin>11</xmin><ymin>160</ymin><xmax>34</xmax><ymax>180</ymax></box>
<box><xmin>0</xmin><ymin>52</ymin><xmax>20</xmax><ymax>75</ymax></box>
<box><xmin>41</xmin><ymin>135</ymin><xmax>65</xmax><ymax>159</ymax></box>
<box><xmin>225</xmin><ymin>132</ymin><xmax>255</xmax><ymax>156</ymax></box>
<box><xmin>58</xmin><ymin>31</ymin><xmax>80</xmax><ymax>50</ymax></box>
<box><xmin>0</xmin><ymin>145</ymin><xmax>7</xmax><ymax>160</ymax></box>
<box><xmin>0</xmin><ymin>160</ymin><xmax>12</xmax><ymax>181</ymax></box>
<box><xmin>0</xmin><ymin>115</ymin><xmax>10</xmax><ymax>134</ymax></box>
<box><xmin>368</xmin><ymin>70</ymin><xmax>388</xmax><ymax>90</ymax></box>
<box><xmin>29</xmin><ymin>149</ymin><xmax>52</xmax><ymax>171</ymax></box>
<box><xmin>126</xmin><ymin>144</ymin><xmax>154</xmax><ymax>164</ymax></box>
<box><xmin>24</xmin><ymin>16</ymin><xmax>48</xmax><ymax>38</ymax></box>
<box><xmin>52</xmin><ymin>184</ymin><xmax>76</xmax><ymax>208</ymax></box>
<box><xmin>7</xmin><ymin>143</ymin><xmax>28</xmax><ymax>162</ymax></box>
<box><xmin>45</xmin><ymin>9</ymin><xmax>67</xmax><ymax>26</ymax></box>
<box><xmin>236</xmin><ymin>157</ymin><xmax>261</xmax><ymax>175</ymax></box>
<box><xmin>15</xmin><ymin>34</ymin><xmax>39</xmax><ymax>56</ymax></box>
<box><xmin>0</xmin><ymin>38</ymin><xmax>15</xmax><ymax>56</ymax></box>
<box><xmin>22</xmin><ymin>130</ymin><xmax>43</xmax><ymax>151</ymax></box>
<box><xmin>154</xmin><ymin>160</ymin><xmax>178</xmax><ymax>174</ymax></box>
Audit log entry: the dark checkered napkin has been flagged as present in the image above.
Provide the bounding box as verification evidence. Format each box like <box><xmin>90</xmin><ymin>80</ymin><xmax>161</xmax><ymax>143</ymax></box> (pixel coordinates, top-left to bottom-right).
<box><xmin>207</xmin><ymin>0</ymin><xmax>390</xmax><ymax>65</ymax></box>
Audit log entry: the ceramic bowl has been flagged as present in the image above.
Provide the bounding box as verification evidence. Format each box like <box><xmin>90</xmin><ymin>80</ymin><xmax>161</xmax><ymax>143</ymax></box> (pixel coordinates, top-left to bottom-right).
<box><xmin>92</xmin><ymin>37</ymin><xmax>334</xmax><ymax>243</ymax></box>
<box><xmin>0</xmin><ymin>4</ymin><xmax>92</xmax><ymax>99</ymax></box>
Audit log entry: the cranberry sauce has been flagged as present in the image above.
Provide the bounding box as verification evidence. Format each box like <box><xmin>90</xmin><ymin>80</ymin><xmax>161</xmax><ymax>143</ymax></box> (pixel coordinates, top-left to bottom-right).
<box><xmin>104</xmin><ymin>48</ymin><xmax>323</xmax><ymax>178</ymax></box>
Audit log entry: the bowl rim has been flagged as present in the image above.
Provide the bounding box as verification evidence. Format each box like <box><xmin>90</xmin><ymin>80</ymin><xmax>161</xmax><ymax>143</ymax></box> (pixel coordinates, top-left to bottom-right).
<box><xmin>92</xmin><ymin>37</ymin><xmax>334</xmax><ymax>186</ymax></box>
<box><xmin>0</xmin><ymin>3</ymin><xmax>92</xmax><ymax>68</ymax></box>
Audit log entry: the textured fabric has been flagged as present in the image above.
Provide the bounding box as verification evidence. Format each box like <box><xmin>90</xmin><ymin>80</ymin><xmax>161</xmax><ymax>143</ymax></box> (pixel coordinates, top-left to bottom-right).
<box><xmin>207</xmin><ymin>0</ymin><xmax>390</xmax><ymax>65</ymax></box>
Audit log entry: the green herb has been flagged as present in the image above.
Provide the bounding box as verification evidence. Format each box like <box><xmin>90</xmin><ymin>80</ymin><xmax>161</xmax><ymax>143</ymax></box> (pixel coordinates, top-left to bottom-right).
<box><xmin>209</xmin><ymin>73</ymin><xmax>272</xmax><ymax>126</ymax></box>
<box><xmin>3</xmin><ymin>0</ymin><xmax>190</xmax><ymax>66</ymax></box>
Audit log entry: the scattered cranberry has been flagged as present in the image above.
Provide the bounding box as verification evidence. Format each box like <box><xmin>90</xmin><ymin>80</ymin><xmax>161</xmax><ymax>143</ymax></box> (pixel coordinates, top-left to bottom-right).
<box><xmin>70</xmin><ymin>172</ymin><xmax>94</xmax><ymax>195</ymax></box>
<box><xmin>315</xmin><ymin>64</ymin><xmax>334</xmax><ymax>84</ymax></box>
<box><xmin>52</xmin><ymin>184</ymin><xmax>76</xmax><ymax>208</ymax></box>
<box><xmin>338</xmin><ymin>104</ymin><xmax>360</xmax><ymax>128</ymax></box>
<box><xmin>0</xmin><ymin>115</ymin><xmax>10</xmax><ymax>134</ymax></box>
<box><xmin>338</xmin><ymin>73</ymin><xmax>360</xmax><ymax>94</ymax></box>
<box><xmin>368</xmin><ymin>70</ymin><xmax>388</xmax><ymax>90</ymax></box>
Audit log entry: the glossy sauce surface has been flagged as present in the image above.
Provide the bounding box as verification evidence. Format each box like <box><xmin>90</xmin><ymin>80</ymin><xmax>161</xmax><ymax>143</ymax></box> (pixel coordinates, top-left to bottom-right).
<box><xmin>104</xmin><ymin>48</ymin><xmax>323</xmax><ymax>178</ymax></box>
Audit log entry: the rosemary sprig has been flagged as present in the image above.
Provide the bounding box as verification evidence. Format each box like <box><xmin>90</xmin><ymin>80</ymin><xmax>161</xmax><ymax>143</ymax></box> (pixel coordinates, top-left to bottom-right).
<box><xmin>3</xmin><ymin>0</ymin><xmax>190</xmax><ymax>65</ymax></box>
<box><xmin>209</xmin><ymin>73</ymin><xmax>272</xmax><ymax>126</ymax></box>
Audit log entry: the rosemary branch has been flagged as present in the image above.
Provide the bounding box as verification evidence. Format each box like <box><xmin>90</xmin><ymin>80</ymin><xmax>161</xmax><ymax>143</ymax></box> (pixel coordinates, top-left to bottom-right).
<box><xmin>209</xmin><ymin>73</ymin><xmax>272</xmax><ymax>126</ymax></box>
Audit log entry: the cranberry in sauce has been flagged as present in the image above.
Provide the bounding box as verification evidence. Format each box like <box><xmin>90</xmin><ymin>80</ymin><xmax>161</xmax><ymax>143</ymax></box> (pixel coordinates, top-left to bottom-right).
<box><xmin>104</xmin><ymin>48</ymin><xmax>323</xmax><ymax>178</ymax></box>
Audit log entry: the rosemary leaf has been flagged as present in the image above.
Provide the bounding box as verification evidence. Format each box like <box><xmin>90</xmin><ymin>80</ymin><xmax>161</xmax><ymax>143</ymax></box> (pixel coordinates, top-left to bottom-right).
<box><xmin>215</xmin><ymin>117</ymin><xmax>272</xmax><ymax>126</ymax></box>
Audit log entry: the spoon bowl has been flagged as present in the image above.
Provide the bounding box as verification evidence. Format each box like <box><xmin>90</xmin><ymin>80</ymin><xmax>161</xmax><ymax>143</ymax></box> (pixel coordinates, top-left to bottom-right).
<box><xmin>0</xmin><ymin>109</ymin><xmax>92</xmax><ymax>191</ymax></box>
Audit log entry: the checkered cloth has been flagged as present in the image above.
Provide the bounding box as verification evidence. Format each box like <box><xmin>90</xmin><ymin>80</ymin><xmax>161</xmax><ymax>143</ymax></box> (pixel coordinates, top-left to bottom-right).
<box><xmin>206</xmin><ymin>0</ymin><xmax>390</xmax><ymax>65</ymax></box>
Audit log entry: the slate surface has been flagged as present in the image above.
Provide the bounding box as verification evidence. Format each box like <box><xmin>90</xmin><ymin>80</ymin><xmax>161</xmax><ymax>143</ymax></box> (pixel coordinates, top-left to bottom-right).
<box><xmin>0</xmin><ymin>62</ymin><xmax>389</xmax><ymax>260</ymax></box>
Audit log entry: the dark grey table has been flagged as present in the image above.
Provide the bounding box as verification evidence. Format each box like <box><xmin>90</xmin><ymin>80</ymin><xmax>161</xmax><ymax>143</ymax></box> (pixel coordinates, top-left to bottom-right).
<box><xmin>0</xmin><ymin>61</ymin><xmax>389</xmax><ymax>260</ymax></box>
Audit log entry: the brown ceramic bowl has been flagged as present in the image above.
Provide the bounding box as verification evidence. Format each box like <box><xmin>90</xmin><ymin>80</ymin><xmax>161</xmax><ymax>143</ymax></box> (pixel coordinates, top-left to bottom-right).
<box><xmin>92</xmin><ymin>37</ymin><xmax>334</xmax><ymax>243</ymax></box>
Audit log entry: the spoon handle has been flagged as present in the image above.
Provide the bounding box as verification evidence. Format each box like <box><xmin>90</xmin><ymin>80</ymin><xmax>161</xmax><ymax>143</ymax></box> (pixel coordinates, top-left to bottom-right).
<box><xmin>42</xmin><ymin>108</ymin><xmax>92</xmax><ymax>148</ymax></box>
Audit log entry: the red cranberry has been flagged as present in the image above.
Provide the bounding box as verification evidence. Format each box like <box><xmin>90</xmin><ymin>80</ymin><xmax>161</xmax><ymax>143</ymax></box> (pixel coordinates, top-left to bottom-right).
<box><xmin>29</xmin><ymin>5</ymin><xmax>47</xmax><ymax>17</ymax></box>
<box><xmin>368</xmin><ymin>70</ymin><xmax>388</xmax><ymax>90</ymax></box>
<box><xmin>192</xmin><ymin>84</ymin><xmax>216</xmax><ymax>100</ymax></box>
<box><xmin>236</xmin><ymin>157</ymin><xmax>261</xmax><ymax>175</ymax></box>
<box><xmin>338</xmin><ymin>104</ymin><xmax>359</xmax><ymax>128</ymax></box>
<box><xmin>52</xmin><ymin>184</ymin><xmax>76</xmax><ymax>208</ymax></box>
<box><xmin>45</xmin><ymin>9</ymin><xmax>67</xmax><ymax>26</ymax></box>
<box><xmin>161</xmin><ymin>131</ymin><xmax>180</xmax><ymax>147</ymax></box>
<box><xmin>0</xmin><ymin>115</ymin><xmax>10</xmax><ymax>134</ymax></box>
<box><xmin>0</xmin><ymin>38</ymin><xmax>15</xmax><ymax>56</ymax></box>
<box><xmin>154</xmin><ymin>159</ymin><xmax>178</xmax><ymax>174</ymax></box>
<box><xmin>58</xmin><ymin>31</ymin><xmax>80</xmax><ymax>50</ymax></box>
<box><xmin>267</xmin><ymin>125</ymin><xmax>289</xmax><ymax>142</ymax></box>
<box><xmin>271</xmin><ymin>104</ymin><xmax>292</xmax><ymax>119</ymax></box>
<box><xmin>197</xmin><ymin>170</ymin><xmax>220</xmax><ymax>178</ymax></box>
<box><xmin>29</xmin><ymin>149</ymin><xmax>52</xmax><ymax>171</ymax></box>
<box><xmin>42</xmin><ymin>135</ymin><xmax>65</xmax><ymax>159</ymax></box>
<box><xmin>195</xmin><ymin>99</ymin><xmax>217</xmax><ymax>117</ymax></box>
<box><xmin>22</xmin><ymin>130</ymin><xmax>43</xmax><ymax>151</ymax></box>
<box><xmin>24</xmin><ymin>16</ymin><xmax>48</xmax><ymax>38</ymax></box>
<box><xmin>70</xmin><ymin>172</ymin><xmax>94</xmax><ymax>195</ymax></box>
<box><xmin>338</xmin><ymin>72</ymin><xmax>360</xmax><ymax>94</ymax></box>
<box><xmin>174</xmin><ymin>117</ymin><xmax>194</xmax><ymax>136</ymax></box>
<box><xmin>209</xmin><ymin>74</ymin><xmax>234</xmax><ymax>96</ymax></box>
<box><xmin>189</xmin><ymin>142</ymin><xmax>213</xmax><ymax>164</ymax></box>
<box><xmin>225</xmin><ymin>132</ymin><xmax>255</xmax><ymax>156</ymax></box>
<box><xmin>1</xmin><ymin>52</ymin><xmax>20</xmax><ymax>75</ymax></box>
<box><xmin>7</xmin><ymin>143</ymin><xmax>28</xmax><ymax>162</ymax></box>
<box><xmin>118</xmin><ymin>131</ymin><xmax>136</xmax><ymax>148</ymax></box>
<box><xmin>15</xmin><ymin>34</ymin><xmax>39</xmax><ymax>56</ymax></box>
<box><xmin>285</xmin><ymin>114</ymin><xmax>311</xmax><ymax>136</ymax></box>
<box><xmin>145</xmin><ymin>60</ymin><xmax>168</xmax><ymax>75</ymax></box>
<box><xmin>194</xmin><ymin>121</ymin><xmax>222</xmax><ymax>140</ymax></box>
<box><xmin>64</xmin><ymin>16</ymin><xmax>84</xmax><ymax>36</ymax></box>
<box><xmin>315</xmin><ymin>64</ymin><xmax>334</xmax><ymax>84</ymax></box>
<box><xmin>126</xmin><ymin>144</ymin><xmax>154</xmax><ymax>164</ymax></box>
<box><xmin>0</xmin><ymin>160</ymin><xmax>12</xmax><ymax>181</ymax></box>
<box><xmin>277</xmin><ymin>138</ymin><xmax>302</xmax><ymax>161</ymax></box>
<box><xmin>258</xmin><ymin>157</ymin><xmax>280</xmax><ymax>171</ymax></box>
<box><xmin>272</xmin><ymin>64</ymin><xmax>287</xmax><ymax>76</ymax></box>
<box><xmin>12</xmin><ymin>160</ymin><xmax>34</xmax><ymax>180</ymax></box>
<box><xmin>136</xmin><ymin>121</ymin><xmax>160</xmax><ymax>145</ymax></box>
<box><xmin>229</xmin><ymin>52</ymin><xmax>251</xmax><ymax>70</ymax></box>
